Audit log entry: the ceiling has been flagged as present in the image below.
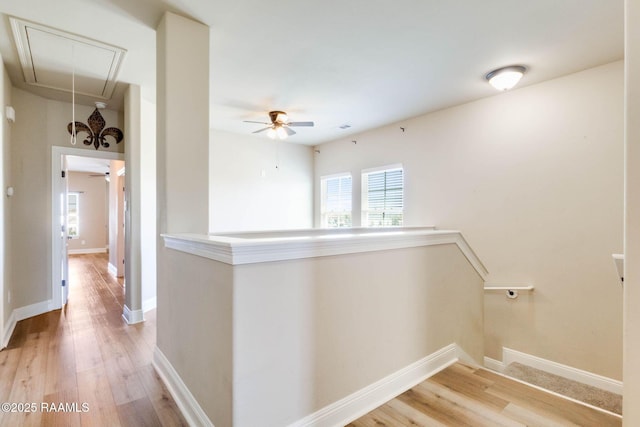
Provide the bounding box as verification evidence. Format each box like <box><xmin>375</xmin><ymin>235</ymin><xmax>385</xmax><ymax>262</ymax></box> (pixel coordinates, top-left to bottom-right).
<box><xmin>66</xmin><ymin>155</ymin><xmax>111</xmax><ymax>174</ymax></box>
<box><xmin>0</xmin><ymin>0</ymin><xmax>624</xmax><ymax>146</ymax></box>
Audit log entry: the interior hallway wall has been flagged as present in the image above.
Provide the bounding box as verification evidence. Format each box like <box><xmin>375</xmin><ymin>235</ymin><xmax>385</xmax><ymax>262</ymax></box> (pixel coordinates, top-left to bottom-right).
<box><xmin>108</xmin><ymin>160</ymin><xmax>125</xmax><ymax>277</ymax></box>
<box><xmin>0</xmin><ymin>57</ymin><xmax>12</xmax><ymax>336</ymax></box>
<box><xmin>624</xmin><ymin>0</ymin><xmax>640</xmax><ymax>422</ymax></box>
<box><xmin>209</xmin><ymin>129</ymin><xmax>314</xmax><ymax>232</ymax></box>
<box><xmin>140</xmin><ymin>97</ymin><xmax>156</xmax><ymax>311</ymax></box>
<box><xmin>10</xmin><ymin>87</ymin><xmax>122</xmax><ymax>309</ymax></box>
<box><xmin>67</xmin><ymin>172</ymin><xmax>107</xmax><ymax>253</ymax></box>
<box><xmin>314</xmin><ymin>61</ymin><xmax>624</xmax><ymax>380</ymax></box>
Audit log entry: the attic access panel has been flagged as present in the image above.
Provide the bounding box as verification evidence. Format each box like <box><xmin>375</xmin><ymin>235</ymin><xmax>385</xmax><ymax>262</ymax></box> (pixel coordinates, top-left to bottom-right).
<box><xmin>10</xmin><ymin>17</ymin><xmax>126</xmax><ymax>99</ymax></box>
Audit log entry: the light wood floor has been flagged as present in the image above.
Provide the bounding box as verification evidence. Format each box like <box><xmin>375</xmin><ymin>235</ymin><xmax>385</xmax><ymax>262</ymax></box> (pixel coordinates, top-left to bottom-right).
<box><xmin>347</xmin><ymin>362</ymin><xmax>622</xmax><ymax>427</ymax></box>
<box><xmin>0</xmin><ymin>253</ymin><xmax>187</xmax><ymax>427</ymax></box>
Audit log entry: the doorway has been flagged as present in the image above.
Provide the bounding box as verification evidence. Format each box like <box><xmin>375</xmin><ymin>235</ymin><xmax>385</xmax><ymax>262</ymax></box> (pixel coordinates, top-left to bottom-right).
<box><xmin>51</xmin><ymin>146</ymin><xmax>124</xmax><ymax>310</ymax></box>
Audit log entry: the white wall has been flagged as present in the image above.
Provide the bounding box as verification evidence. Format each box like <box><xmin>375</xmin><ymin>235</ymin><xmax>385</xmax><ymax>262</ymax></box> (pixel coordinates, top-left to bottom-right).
<box><xmin>315</xmin><ymin>61</ymin><xmax>624</xmax><ymax>380</ymax></box>
<box><xmin>209</xmin><ymin>130</ymin><xmax>314</xmax><ymax>232</ymax></box>
<box><xmin>67</xmin><ymin>172</ymin><xmax>107</xmax><ymax>252</ymax></box>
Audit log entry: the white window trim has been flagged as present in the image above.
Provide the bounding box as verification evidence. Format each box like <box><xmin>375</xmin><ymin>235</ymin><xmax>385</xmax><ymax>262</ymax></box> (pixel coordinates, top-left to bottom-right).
<box><xmin>361</xmin><ymin>163</ymin><xmax>403</xmax><ymax>175</ymax></box>
<box><xmin>67</xmin><ymin>191</ymin><xmax>80</xmax><ymax>239</ymax></box>
<box><xmin>320</xmin><ymin>172</ymin><xmax>353</xmax><ymax>228</ymax></box>
<box><xmin>361</xmin><ymin>164</ymin><xmax>404</xmax><ymax>227</ymax></box>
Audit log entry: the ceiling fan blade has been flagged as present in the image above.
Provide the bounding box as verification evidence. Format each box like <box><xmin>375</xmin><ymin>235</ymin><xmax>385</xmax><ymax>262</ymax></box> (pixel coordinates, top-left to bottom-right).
<box><xmin>252</xmin><ymin>127</ymin><xmax>272</xmax><ymax>134</ymax></box>
<box><xmin>243</xmin><ymin>120</ymin><xmax>270</xmax><ymax>124</ymax></box>
<box><xmin>284</xmin><ymin>127</ymin><xmax>296</xmax><ymax>136</ymax></box>
<box><xmin>287</xmin><ymin>121</ymin><xmax>314</xmax><ymax>127</ymax></box>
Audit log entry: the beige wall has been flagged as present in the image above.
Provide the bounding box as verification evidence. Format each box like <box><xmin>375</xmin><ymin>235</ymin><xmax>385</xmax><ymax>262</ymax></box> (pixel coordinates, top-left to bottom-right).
<box><xmin>209</xmin><ymin>130</ymin><xmax>314</xmax><ymax>232</ymax></box>
<box><xmin>315</xmin><ymin>61</ymin><xmax>624</xmax><ymax>380</ymax></box>
<box><xmin>233</xmin><ymin>244</ymin><xmax>483</xmax><ymax>426</ymax></box>
<box><xmin>10</xmin><ymin>87</ymin><xmax>122</xmax><ymax>308</ymax></box>
<box><xmin>156</xmin><ymin>12</ymin><xmax>209</xmax><ymax>235</ymax></box>
<box><xmin>140</xmin><ymin>97</ymin><xmax>156</xmax><ymax>309</ymax></box>
<box><xmin>624</xmin><ymin>0</ymin><xmax>640</xmax><ymax>422</ymax></box>
<box><xmin>108</xmin><ymin>160</ymin><xmax>125</xmax><ymax>277</ymax></box>
<box><xmin>157</xmin><ymin>249</ymin><xmax>234</xmax><ymax>427</ymax></box>
<box><xmin>159</xmin><ymin>241</ymin><xmax>483</xmax><ymax>427</ymax></box>
<box><xmin>67</xmin><ymin>172</ymin><xmax>107</xmax><ymax>252</ymax></box>
<box><xmin>1</xmin><ymin>59</ymin><xmax>11</xmax><ymax>331</ymax></box>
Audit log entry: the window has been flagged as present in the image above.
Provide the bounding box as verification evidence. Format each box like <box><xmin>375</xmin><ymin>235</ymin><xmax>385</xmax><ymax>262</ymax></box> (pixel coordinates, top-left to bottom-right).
<box><xmin>67</xmin><ymin>192</ymin><xmax>80</xmax><ymax>238</ymax></box>
<box><xmin>362</xmin><ymin>165</ymin><xmax>404</xmax><ymax>227</ymax></box>
<box><xmin>321</xmin><ymin>174</ymin><xmax>352</xmax><ymax>228</ymax></box>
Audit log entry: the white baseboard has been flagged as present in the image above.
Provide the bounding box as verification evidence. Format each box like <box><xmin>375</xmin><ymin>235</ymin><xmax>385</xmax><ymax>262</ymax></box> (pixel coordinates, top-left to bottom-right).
<box><xmin>142</xmin><ymin>296</ymin><xmax>157</xmax><ymax>313</ymax></box>
<box><xmin>289</xmin><ymin>343</ymin><xmax>460</xmax><ymax>427</ymax></box>
<box><xmin>108</xmin><ymin>263</ymin><xmax>118</xmax><ymax>277</ymax></box>
<box><xmin>122</xmin><ymin>305</ymin><xmax>144</xmax><ymax>324</ymax></box>
<box><xmin>483</xmin><ymin>356</ymin><xmax>505</xmax><ymax>373</ymax></box>
<box><xmin>2</xmin><ymin>311</ymin><xmax>16</xmax><ymax>349</ymax></box>
<box><xmin>153</xmin><ymin>347</ymin><xmax>213</xmax><ymax>427</ymax></box>
<box><xmin>485</xmin><ymin>347</ymin><xmax>622</xmax><ymax>395</ymax></box>
<box><xmin>68</xmin><ymin>247</ymin><xmax>107</xmax><ymax>255</ymax></box>
<box><xmin>2</xmin><ymin>299</ymin><xmax>54</xmax><ymax>349</ymax></box>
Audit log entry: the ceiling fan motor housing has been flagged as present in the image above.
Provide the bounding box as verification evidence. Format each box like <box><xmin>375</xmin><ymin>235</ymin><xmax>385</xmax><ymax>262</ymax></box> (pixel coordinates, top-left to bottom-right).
<box><xmin>269</xmin><ymin>110</ymin><xmax>287</xmax><ymax>124</ymax></box>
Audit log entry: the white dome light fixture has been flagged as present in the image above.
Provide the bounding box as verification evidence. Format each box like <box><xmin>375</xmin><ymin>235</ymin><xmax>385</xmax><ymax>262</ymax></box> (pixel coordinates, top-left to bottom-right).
<box><xmin>485</xmin><ymin>65</ymin><xmax>526</xmax><ymax>91</ymax></box>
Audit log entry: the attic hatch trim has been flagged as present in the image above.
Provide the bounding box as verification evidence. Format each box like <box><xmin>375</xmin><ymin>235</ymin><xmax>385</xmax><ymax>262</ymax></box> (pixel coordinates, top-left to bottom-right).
<box><xmin>9</xmin><ymin>16</ymin><xmax>127</xmax><ymax>99</ymax></box>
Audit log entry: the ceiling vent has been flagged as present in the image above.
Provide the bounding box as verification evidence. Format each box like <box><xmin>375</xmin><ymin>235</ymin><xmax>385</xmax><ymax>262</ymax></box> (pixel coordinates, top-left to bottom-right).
<box><xmin>9</xmin><ymin>17</ymin><xmax>126</xmax><ymax>100</ymax></box>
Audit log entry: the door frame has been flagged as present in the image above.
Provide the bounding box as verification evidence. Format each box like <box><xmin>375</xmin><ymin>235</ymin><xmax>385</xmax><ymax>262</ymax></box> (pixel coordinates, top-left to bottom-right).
<box><xmin>51</xmin><ymin>146</ymin><xmax>124</xmax><ymax>310</ymax></box>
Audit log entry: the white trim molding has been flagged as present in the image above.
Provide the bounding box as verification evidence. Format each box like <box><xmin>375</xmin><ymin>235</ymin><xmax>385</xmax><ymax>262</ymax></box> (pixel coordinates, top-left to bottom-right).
<box><xmin>2</xmin><ymin>311</ymin><xmax>16</xmax><ymax>349</ymax></box>
<box><xmin>152</xmin><ymin>343</ymin><xmax>469</xmax><ymax>427</ymax></box>
<box><xmin>289</xmin><ymin>343</ymin><xmax>460</xmax><ymax>427</ymax></box>
<box><xmin>51</xmin><ymin>146</ymin><xmax>124</xmax><ymax>312</ymax></box>
<box><xmin>107</xmin><ymin>262</ymin><xmax>118</xmax><ymax>277</ymax></box>
<box><xmin>484</xmin><ymin>347</ymin><xmax>622</xmax><ymax>395</ymax></box>
<box><xmin>162</xmin><ymin>228</ymin><xmax>488</xmax><ymax>280</ymax></box>
<box><xmin>68</xmin><ymin>248</ymin><xmax>108</xmax><ymax>255</ymax></box>
<box><xmin>122</xmin><ymin>305</ymin><xmax>144</xmax><ymax>325</ymax></box>
<box><xmin>153</xmin><ymin>347</ymin><xmax>213</xmax><ymax>427</ymax></box>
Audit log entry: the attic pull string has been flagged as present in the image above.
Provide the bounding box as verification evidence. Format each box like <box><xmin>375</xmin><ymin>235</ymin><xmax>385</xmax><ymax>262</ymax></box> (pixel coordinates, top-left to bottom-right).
<box><xmin>70</xmin><ymin>42</ymin><xmax>76</xmax><ymax>145</ymax></box>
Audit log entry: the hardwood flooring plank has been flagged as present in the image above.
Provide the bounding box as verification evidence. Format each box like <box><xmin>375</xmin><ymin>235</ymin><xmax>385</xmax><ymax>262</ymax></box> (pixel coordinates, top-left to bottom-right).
<box><xmin>501</xmin><ymin>402</ymin><xmax>580</xmax><ymax>427</ymax></box>
<box><xmin>476</xmin><ymin>369</ymin><xmax>621</xmax><ymax>427</ymax></box>
<box><xmin>429</xmin><ymin>365</ymin><xmax>510</xmax><ymax>412</ymax></box>
<box><xmin>0</xmin><ymin>348</ymin><xmax>21</xmax><ymax>401</ymax></box>
<box><xmin>41</xmin><ymin>388</ymin><xmax>83</xmax><ymax>427</ymax></box>
<box><xmin>73</xmin><ymin>328</ymin><xmax>103</xmax><ymax>373</ymax></box>
<box><xmin>0</xmin><ymin>254</ymin><xmax>187</xmax><ymax>426</ymax></box>
<box><xmin>7</xmin><ymin>331</ymin><xmax>49</xmax><ymax>403</ymax></box>
<box><xmin>379</xmin><ymin>399</ymin><xmax>447</xmax><ymax>426</ymax></box>
<box><xmin>414</xmin><ymin>381</ymin><xmax>524</xmax><ymax>427</ymax></box>
<box><xmin>77</xmin><ymin>365</ymin><xmax>122</xmax><ymax>427</ymax></box>
<box><xmin>350</xmin><ymin>362</ymin><xmax>622</xmax><ymax>427</ymax></box>
<box><xmin>360</xmin><ymin>406</ymin><xmax>415</xmax><ymax>426</ymax></box>
<box><xmin>103</xmin><ymin>357</ymin><xmax>147</xmax><ymax>406</ymax></box>
<box><xmin>117</xmin><ymin>396</ymin><xmax>163</xmax><ymax>427</ymax></box>
<box><xmin>44</xmin><ymin>332</ymin><xmax>77</xmax><ymax>396</ymax></box>
<box><xmin>137</xmin><ymin>364</ymin><xmax>188</xmax><ymax>427</ymax></box>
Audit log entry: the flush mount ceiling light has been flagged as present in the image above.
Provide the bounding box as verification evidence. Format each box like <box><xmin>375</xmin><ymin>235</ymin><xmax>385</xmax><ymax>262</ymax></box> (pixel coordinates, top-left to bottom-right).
<box><xmin>485</xmin><ymin>65</ymin><xmax>526</xmax><ymax>91</ymax></box>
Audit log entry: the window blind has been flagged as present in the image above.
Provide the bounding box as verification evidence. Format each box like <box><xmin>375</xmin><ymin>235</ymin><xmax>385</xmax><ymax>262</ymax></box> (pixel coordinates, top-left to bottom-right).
<box><xmin>322</xmin><ymin>174</ymin><xmax>352</xmax><ymax>227</ymax></box>
<box><xmin>363</xmin><ymin>168</ymin><xmax>403</xmax><ymax>227</ymax></box>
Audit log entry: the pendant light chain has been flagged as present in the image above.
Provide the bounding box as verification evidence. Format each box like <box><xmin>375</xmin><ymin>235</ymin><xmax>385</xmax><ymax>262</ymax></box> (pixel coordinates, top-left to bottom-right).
<box><xmin>70</xmin><ymin>42</ymin><xmax>77</xmax><ymax>145</ymax></box>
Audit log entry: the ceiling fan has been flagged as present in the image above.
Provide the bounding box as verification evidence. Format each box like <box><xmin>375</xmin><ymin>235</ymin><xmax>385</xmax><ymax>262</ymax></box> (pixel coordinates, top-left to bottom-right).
<box><xmin>244</xmin><ymin>111</ymin><xmax>314</xmax><ymax>139</ymax></box>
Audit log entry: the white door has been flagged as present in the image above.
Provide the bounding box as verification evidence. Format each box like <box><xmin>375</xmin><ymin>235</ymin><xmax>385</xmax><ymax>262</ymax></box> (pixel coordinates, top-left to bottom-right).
<box><xmin>60</xmin><ymin>155</ymin><xmax>70</xmax><ymax>305</ymax></box>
